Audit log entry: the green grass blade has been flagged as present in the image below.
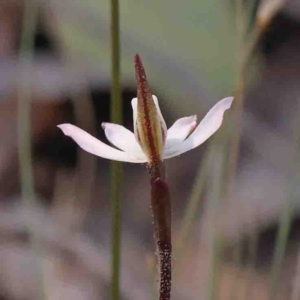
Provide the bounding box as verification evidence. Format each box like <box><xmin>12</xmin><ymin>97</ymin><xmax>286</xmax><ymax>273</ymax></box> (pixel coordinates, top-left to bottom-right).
<box><xmin>110</xmin><ymin>0</ymin><xmax>123</xmax><ymax>299</ymax></box>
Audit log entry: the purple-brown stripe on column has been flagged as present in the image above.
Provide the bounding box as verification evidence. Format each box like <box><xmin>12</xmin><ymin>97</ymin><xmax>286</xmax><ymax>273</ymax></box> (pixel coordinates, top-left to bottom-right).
<box><xmin>134</xmin><ymin>54</ymin><xmax>160</xmax><ymax>162</ymax></box>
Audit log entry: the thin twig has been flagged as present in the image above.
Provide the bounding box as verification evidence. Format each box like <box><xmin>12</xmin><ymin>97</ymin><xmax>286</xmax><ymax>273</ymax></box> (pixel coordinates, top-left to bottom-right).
<box><xmin>72</xmin><ymin>91</ymin><xmax>97</xmax><ymax>231</ymax></box>
<box><xmin>225</xmin><ymin>24</ymin><xmax>263</xmax><ymax>201</ymax></box>
<box><xmin>43</xmin><ymin>4</ymin><xmax>97</xmax><ymax>233</ymax></box>
<box><xmin>290</xmin><ymin>243</ymin><xmax>300</xmax><ymax>300</ymax></box>
<box><xmin>268</xmin><ymin>117</ymin><xmax>300</xmax><ymax>299</ymax></box>
<box><xmin>207</xmin><ymin>146</ymin><xmax>225</xmax><ymax>300</ymax></box>
<box><xmin>17</xmin><ymin>0</ymin><xmax>47</xmax><ymax>299</ymax></box>
<box><xmin>268</xmin><ymin>193</ymin><xmax>294</xmax><ymax>300</ymax></box>
<box><xmin>244</xmin><ymin>218</ymin><xmax>259</xmax><ymax>300</ymax></box>
<box><xmin>225</xmin><ymin>4</ymin><xmax>265</xmax><ymax>298</ymax></box>
<box><xmin>110</xmin><ymin>0</ymin><xmax>123</xmax><ymax>299</ymax></box>
<box><xmin>173</xmin><ymin>148</ymin><xmax>210</xmax><ymax>273</ymax></box>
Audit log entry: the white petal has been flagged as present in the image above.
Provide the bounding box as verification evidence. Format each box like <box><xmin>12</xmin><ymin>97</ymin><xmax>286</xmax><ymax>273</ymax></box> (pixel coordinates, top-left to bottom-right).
<box><xmin>165</xmin><ymin>115</ymin><xmax>197</xmax><ymax>149</ymax></box>
<box><xmin>131</xmin><ymin>98</ymin><xmax>138</xmax><ymax>135</ymax></box>
<box><xmin>102</xmin><ymin>122</ymin><xmax>143</xmax><ymax>153</ymax></box>
<box><xmin>57</xmin><ymin>124</ymin><xmax>147</xmax><ymax>163</ymax></box>
<box><xmin>152</xmin><ymin>95</ymin><xmax>167</xmax><ymax>134</ymax></box>
<box><xmin>164</xmin><ymin>97</ymin><xmax>234</xmax><ymax>159</ymax></box>
<box><xmin>131</xmin><ymin>95</ymin><xmax>167</xmax><ymax>139</ymax></box>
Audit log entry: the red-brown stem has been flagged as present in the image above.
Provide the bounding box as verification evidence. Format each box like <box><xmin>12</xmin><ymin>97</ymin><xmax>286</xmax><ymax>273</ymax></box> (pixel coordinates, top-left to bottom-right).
<box><xmin>147</xmin><ymin>162</ymin><xmax>172</xmax><ymax>300</ymax></box>
<box><xmin>134</xmin><ymin>54</ymin><xmax>171</xmax><ymax>298</ymax></box>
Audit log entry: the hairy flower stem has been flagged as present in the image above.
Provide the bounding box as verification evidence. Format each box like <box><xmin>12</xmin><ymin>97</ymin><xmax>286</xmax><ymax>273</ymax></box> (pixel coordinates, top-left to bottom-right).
<box><xmin>147</xmin><ymin>162</ymin><xmax>172</xmax><ymax>300</ymax></box>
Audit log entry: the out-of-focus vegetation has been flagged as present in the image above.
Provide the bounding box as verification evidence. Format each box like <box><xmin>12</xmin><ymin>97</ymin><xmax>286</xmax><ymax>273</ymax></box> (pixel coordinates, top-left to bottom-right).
<box><xmin>1</xmin><ymin>0</ymin><xmax>300</xmax><ymax>300</ymax></box>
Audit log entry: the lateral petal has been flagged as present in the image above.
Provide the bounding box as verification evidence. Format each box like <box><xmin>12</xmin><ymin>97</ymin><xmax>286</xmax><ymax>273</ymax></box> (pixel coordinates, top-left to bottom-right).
<box><xmin>165</xmin><ymin>115</ymin><xmax>197</xmax><ymax>149</ymax></box>
<box><xmin>152</xmin><ymin>95</ymin><xmax>167</xmax><ymax>135</ymax></box>
<box><xmin>58</xmin><ymin>124</ymin><xmax>147</xmax><ymax>163</ymax></box>
<box><xmin>102</xmin><ymin>122</ymin><xmax>144</xmax><ymax>153</ymax></box>
<box><xmin>131</xmin><ymin>97</ymin><xmax>138</xmax><ymax>137</ymax></box>
<box><xmin>164</xmin><ymin>97</ymin><xmax>234</xmax><ymax>159</ymax></box>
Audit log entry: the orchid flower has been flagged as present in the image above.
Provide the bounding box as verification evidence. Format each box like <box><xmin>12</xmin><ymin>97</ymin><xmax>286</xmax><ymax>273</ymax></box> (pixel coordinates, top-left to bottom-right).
<box><xmin>58</xmin><ymin>55</ymin><xmax>233</xmax><ymax>163</ymax></box>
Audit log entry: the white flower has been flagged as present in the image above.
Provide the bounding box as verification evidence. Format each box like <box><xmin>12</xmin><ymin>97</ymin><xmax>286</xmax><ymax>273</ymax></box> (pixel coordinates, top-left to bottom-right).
<box><xmin>58</xmin><ymin>55</ymin><xmax>233</xmax><ymax>163</ymax></box>
<box><xmin>57</xmin><ymin>95</ymin><xmax>233</xmax><ymax>163</ymax></box>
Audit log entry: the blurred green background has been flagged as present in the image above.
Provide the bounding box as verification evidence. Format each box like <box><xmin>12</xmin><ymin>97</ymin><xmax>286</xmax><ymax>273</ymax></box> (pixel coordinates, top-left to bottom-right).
<box><xmin>1</xmin><ymin>0</ymin><xmax>300</xmax><ymax>300</ymax></box>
